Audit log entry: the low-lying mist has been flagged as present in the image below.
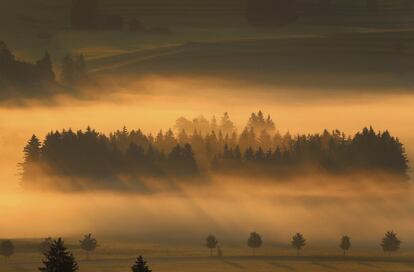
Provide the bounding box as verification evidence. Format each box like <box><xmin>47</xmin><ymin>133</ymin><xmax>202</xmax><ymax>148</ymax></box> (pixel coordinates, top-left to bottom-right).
<box><xmin>1</xmin><ymin>75</ymin><xmax>414</xmax><ymax>242</ymax></box>
<box><xmin>0</xmin><ymin>175</ymin><xmax>413</xmax><ymax>245</ymax></box>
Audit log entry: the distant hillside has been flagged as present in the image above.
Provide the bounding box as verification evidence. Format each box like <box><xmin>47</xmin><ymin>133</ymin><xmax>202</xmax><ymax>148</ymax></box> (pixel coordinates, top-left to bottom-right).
<box><xmin>97</xmin><ymin>0</ymin><xmax>414</xmax><ymax>26</ymax></box>
<box><xmin>2</xmin><ymin>0</ymin><xmax>414</xmax><ymax>28</ymax></box>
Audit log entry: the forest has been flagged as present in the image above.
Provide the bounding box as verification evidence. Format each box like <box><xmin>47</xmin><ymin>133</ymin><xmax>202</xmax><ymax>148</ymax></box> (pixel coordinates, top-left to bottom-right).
<box><xmin>20</xmin><ymin>111</ymin><xmax>409</xmax><ymax>189</ymax></box>
<box><xmin>0</xmin><ymin>41</ymin><xmax>89</xmax><ymax>99</ymax></box>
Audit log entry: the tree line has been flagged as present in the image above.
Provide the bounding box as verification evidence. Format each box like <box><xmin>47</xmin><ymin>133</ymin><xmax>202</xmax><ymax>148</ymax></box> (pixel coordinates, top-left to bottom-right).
<box><xmin>69</xmin><ymin>0</ymin><xmax>413</xmax><ymax>31</ymax></box>
<box><xmin>21</xmin><ymin>111</ymin><xmax>409</xmax><ymax>189</ymax></box>
<box><xmin>245</xmin><ymin>0</ymin><xmax>413</xmax><ymax>27</ymax></box>
<box><xmin>0</xmin><ymin>230</ymin><xmax>403</xmax><ymax>271</ymax></box>
<box><xmin>205</xmin><ymin>230</ymin><xmax>401</xmax><ymax>257</ymax></box>
<box><xmin>0</xmin><ymin>41</ymin><xmax>89</xmax><ymax>99</ymax></box>
<box><xmin>1</xmin><ymin>235</ymin><xmax>151</xmax><ymax>272</ymax></box>
<box><xmin>0</xmin><ymin>41</ymin><xmax>55</xmax><ymax>97</ymax></box>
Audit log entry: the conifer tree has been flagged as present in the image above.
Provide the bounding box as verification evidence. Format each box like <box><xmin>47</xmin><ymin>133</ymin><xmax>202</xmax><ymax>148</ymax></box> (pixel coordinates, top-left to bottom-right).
<box><xmin>39</xmin><ymin>238</ymin><xmax>78</xmax><ymax>272</ymax></box>
<box><xmin>36</xmin><ymin>51</ymin><xmax>55</xmax><ymax>81</ymax></box>
<box><xmin>131</xmin><ymin>256</ymin><xmax>152</xmax><ymax>272</ymax></box>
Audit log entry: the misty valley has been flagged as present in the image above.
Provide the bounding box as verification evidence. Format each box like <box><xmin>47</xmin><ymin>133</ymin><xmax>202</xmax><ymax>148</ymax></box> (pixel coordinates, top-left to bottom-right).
<box><xmin>2</xmin><ymin>0</ymin><xmax>414</xmax><ymax>271</ymax></box>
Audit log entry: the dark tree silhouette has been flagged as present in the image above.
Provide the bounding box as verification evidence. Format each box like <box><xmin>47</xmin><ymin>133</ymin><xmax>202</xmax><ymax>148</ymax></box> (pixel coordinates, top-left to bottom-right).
<box><xmin>340</xmin><ymin>236</ymin><xmax>351</xmax><ymax>256</ymax></box>
<box><xmin>246</xmin><ymin>111</ymin><xmax>275</xmax><ymax>133</ymax></box>
<box><xmin>20</xmin><ymin>114</ymin><xmax>410</xmax><ymax>189</ymax></box>
<box><xmin>247</xmin><ymin>232</ymin><xmax>263</xmax><ymax>256</ymax></box>
<box><xmin>291</xmin><ymin>233</ymin><xmax>306</xmax><ymax>256</ymax></box>
<box><xmin>36</xmin><ymin>52</ymin><xmax>55</xmax><ymax>82</ymax></box>
<box><xmin>39</xmin><ymin>238</ymin><xmax>54</xmax><ymax>255</ymax></box>
<box><xmin>0</xmin><ymin>240</ymin><xmax>14</xmax><ymax>262</ymax></box>
<box><xmin>80</xmin><ymin>233</ymin><xmax>98</xmax><ymax>258</ymax></box>
<box><xmin>0</xmin><ymin>41</ymin><xmax>57</xmax><ymax>96</ymax></box>
<box><xmin>132</xmin><ymin>256</ymin><xmax>152</xmax><ymax>272</ymax></box>
<box><xmin>381</xmin><ymin>231</ymin><xmax>401</xmax><ymax>253</ymax></box>
<box><xmin>39</xmin><ymin>238</ymin><xmax>78</xmax><ymax>272</ymax></box>
<box><xmin>206</xmin><ymin>234</ymin><xmax>218</xmax><ymax>257</ymax></box>
<box><xmin>61</xmin><ymin>53</ymin><xmax>88</xmax><ymax>86</ymax></box>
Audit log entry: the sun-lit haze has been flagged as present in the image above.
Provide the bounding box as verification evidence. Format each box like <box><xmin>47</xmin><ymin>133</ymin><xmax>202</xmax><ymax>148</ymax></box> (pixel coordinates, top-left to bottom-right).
<box><xmin>1</xmin><ymin>76</ymin><xmax>414</xmax><ymax>241</ymax></box>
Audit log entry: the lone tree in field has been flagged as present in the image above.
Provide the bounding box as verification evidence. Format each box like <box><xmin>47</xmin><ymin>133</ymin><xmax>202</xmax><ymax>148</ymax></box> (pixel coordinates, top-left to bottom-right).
<box><xmin>80</xmin><ymin>233</ymin><xmax>98</xmax><ymax>259</ymax></box>
<box><xmin>39</xmin><ymin>237</ymin><xmax>54</xmax><ymax>254</ymax></box>
<box><xmin>340</xmin><ymin>236</ymin><xmax>351</xmax><ymax>256</ymax></box>
<box><xmin>291</xmin><ymin>233</ymin><xmax>306</xmax><ymax>256</ymax></box>
<box><xmin>0</xmin><ymin>240</ymin><xmax>14</xmax><ymax>262</ymax></box>
<box><xmin>39</xmin><ymin>238</ymin><xmax>78</xmax><ymax>272</ymax></box>
<box><xmin>131</xmin><ymin>255</ymin><xmax>152</xmax><ymax>272</ymax></box>
<box><xmin>381</xmin><ymin>231</ymin><xmax>401</xmax><ymax>254</ymax></box>
<box><xmin>206</xmin><ymin>234</ymin><xmax>218</xmax><ymax>257</ymax></box>
<box><xmin>247</xmin><ymin>232</ymin><xmax>263</xmax><ymax>256</ymax></box>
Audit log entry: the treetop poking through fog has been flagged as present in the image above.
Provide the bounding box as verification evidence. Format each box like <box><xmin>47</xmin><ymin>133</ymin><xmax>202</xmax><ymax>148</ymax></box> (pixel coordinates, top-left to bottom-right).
<box><xmin>21</xmin><ymin>111</ymin><xmax>409</xmax><ymax>191</ymax></box>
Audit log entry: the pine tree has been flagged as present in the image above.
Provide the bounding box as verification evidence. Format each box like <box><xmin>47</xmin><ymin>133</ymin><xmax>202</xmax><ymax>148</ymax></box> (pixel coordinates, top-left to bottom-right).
<box><xmin>131</xmin><ymin>256</ymin><xmax>152</xmax><ymax>272</ymax></box>
<box><xmin>36</xmin><ymin>51</ymin><xmax>55</xmax><ymax>82</ymax></box>
<box><xmin>39</xmin><ymin>238</ymin><xmax>53</xmax><ymax>255</ymax></box>
<box><xmin>39</xmin><ymin>238</ymin><xmax>78</xmax><ymax>272</ymax></box>
<box><xmin>23</xmin><ymin>135</ymin><xmax>42</xmax><ymax>162</ymax></box>
<box><xmin>61</xmin><ymin>54</ymin><xmax>75</xmax><ymax>85</ymax></box>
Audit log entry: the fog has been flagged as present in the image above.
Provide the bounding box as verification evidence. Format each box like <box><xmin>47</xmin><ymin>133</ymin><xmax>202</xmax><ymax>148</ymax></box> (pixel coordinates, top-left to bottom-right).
<box><xmin>1</xmin><ymin>76</ymin><xmax>414</xmax><ymax>242</ymax></box>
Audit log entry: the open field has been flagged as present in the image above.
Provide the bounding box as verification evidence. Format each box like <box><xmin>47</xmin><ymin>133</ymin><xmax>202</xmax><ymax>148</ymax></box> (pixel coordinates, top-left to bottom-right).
<box><xmin>2</xmin><ymin>240</ymin><xmax>414</xmax><ymax>272</ymax></box>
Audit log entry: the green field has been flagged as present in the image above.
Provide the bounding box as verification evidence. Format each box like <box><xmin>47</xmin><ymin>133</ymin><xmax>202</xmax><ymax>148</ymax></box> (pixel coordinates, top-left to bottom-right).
<box><xmin>1</xmin><ymin>0</ymin><xmax>414</xmax><ymax>94</ymax></box>
<box><xmin>2</xmin><ymin>240</ymin><xmax>414</xmax><ymax>272</ymax></box>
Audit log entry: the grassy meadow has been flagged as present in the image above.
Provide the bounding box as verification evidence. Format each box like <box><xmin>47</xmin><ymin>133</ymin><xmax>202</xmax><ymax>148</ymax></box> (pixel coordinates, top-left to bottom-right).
<box><xmin>2</xmin><ymin>239</ymin><xmax>414</xmax><ymax>272</ymax></box>
<box><xmin>2</xmin><ymin>0</ymin><xmax>414</xmax><ymax>88</ymax></box>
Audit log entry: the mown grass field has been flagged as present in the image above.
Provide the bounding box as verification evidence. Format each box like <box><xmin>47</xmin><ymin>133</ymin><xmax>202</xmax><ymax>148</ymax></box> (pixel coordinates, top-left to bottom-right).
<box><xmin>2</xmin><ymin>240</ymin><xmax>414</xmax><ymax>272</ymax></box>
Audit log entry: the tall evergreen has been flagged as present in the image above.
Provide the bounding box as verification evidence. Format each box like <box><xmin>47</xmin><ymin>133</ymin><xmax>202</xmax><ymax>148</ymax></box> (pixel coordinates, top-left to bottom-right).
<box><xmin>131</xmin><ymin>256</ymin><xmax>152</xmax><ymax>272</ymax></box>
<box><xmin>39</xmin><ymin>238</ymin><xmax>78</xmax><ymax>272</ymax></box>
